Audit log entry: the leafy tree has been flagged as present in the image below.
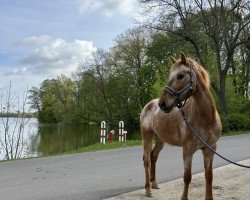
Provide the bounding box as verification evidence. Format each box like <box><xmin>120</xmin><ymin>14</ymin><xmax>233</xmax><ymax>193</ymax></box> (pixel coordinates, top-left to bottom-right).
<box><xmin>38</xmin><ymin>79</ymin><xmax>58</xmax><ymax>122</ymax></box>
<box><xmin>112</xmin><ymin>28</ymin><xmax>153</xmax><ymax>109</ymax></box>
<box><xmin>28</xmin><ymin>86</ymin><xmax>41</xmax><ymax>112</ymax></box>
<box><xmin>76</xmin><ymin>28</ymin><xmax>158</xmax><ymax>124</ymax></box>
<box><xmin>33</xmin><ymin>76</ymin><xmax>77</xmax><ymax>122</ymax></box>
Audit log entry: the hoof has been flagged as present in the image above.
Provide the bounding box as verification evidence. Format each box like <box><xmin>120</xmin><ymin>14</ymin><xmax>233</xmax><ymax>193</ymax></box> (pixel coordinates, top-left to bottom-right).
<box><xmin>146</xmin><ymin>191</ymin><xmax>153</xmax><ymax>198</ymax></box>
<box><xmin>152</xmin><ymin>182</ymin><xmax>160</xmax><ymax>189</ymax></box>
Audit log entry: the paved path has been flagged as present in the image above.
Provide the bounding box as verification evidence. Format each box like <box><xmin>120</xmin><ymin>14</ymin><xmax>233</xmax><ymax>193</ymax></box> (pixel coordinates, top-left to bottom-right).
<box><xmin>0</xmin><ymin>134</ymin><xmax>249</xmax><ymax>200</ymax></box>
<box><xmin>107</xmin><ymin>159</ymin><xmax>250</xmax><ymax>200</ymax></box>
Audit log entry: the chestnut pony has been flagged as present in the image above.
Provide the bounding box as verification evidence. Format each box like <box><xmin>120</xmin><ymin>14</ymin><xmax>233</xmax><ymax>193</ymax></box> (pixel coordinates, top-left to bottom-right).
<box><xmin>140</xmin><ymin>52</ymin><xmax>222</xmax><ymax>200</ymax></box>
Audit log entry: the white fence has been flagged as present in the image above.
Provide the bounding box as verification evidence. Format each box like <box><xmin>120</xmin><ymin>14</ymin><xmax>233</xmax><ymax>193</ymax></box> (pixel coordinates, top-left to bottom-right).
<box><xmin>119</xmin><ymin>121</ymin><xmax>127</xmax><ymax>142</ymax></box>
<box><xmin>100</xmin><ymin>121</ymin><xmax>106</xmax><ymax>144</ymax></box>
<box><xmin>100</xmin><ymin>121</ymin><xmax>127</xmax><ymax>143</ymax></box>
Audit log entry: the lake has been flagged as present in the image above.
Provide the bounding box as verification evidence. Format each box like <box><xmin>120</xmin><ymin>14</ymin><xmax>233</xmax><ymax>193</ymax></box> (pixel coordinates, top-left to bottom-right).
<box><xmin>0</xmin><ymin>118</ymin><xmax>141</xmax><ymax>160</ymax></box>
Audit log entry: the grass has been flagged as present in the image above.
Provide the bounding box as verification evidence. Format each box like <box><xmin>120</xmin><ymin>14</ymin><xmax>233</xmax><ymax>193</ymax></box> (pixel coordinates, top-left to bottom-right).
<box><xmin>67</xmin><ymin>140</ymin><xmax>142</xmax><ymax>154</ymax></box>
<box><xmin>0</xmin><ymin>140</ymin><xmax>143</xmax><ymax>162</ymax></box>
<box><xmin>65</xmin><ymin>130</ymin><xmax>249</xmax><ymax>155</ymax></box>
<box><xmin>66</xmin><ymin>130</ymin><xmax>249</xmax><ymax>155</ymax></box>
<box><xmin>222</xmin><ymin>130</ymin><xmax>250</xmax><ymax>136</ymax></box>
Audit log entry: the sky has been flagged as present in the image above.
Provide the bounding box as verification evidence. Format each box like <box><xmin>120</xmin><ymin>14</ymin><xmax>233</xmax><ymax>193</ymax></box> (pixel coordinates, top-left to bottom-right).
<box><xmin>0</xmin><ymin>0</ymin><xmax>140</xmax><ymax>92</ymax></box>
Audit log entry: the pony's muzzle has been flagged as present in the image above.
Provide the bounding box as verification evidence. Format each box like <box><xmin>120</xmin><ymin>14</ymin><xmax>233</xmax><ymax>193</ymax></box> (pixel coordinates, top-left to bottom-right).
<box><xmin>158</xmin><ymin>101</ymin><xmax>173</xmax><ymax>113</ymax></box>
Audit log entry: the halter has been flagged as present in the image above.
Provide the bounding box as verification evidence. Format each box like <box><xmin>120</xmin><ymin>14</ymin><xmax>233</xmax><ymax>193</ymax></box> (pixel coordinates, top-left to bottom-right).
<box><xmin>163</xmin><ymin>63</ymin><xmax>195</xmax><ymax>108</ymax></box>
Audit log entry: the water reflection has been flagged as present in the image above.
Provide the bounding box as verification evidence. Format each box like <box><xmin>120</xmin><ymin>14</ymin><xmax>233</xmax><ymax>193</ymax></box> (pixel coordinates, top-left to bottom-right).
<box><xmin>35</xmin><ymin>123</ymin><xmax>100</xmax><ymax>156</ymax></box>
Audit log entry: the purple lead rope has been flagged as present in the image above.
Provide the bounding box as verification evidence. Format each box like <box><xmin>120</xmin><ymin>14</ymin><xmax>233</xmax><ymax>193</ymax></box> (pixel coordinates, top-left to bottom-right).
<box><xmin>180</xmin><ymin>109</ymin><xmax>250</xmax><ymax>169</ymax></box>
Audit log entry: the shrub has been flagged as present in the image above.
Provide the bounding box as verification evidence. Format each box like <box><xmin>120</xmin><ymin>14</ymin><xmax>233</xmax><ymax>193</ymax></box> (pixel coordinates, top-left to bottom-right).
<box><xmin>221</xmin><ymin>116</ymin><xmax>230</xmax><ymax>132</ymax></box>
<box><xmin>222</xmin><ymin>113</ymin><xmax>250</xmax><ymax>131</ymax></box>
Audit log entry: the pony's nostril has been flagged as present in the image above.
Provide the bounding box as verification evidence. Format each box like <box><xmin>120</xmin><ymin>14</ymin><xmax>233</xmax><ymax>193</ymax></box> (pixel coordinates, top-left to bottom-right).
<box><xmin>158</xmin><ymin>102</ymin><xmax>166</xmax><ymax>108</ymax></box>
<box><xmin>159</xmin><ymin>101</ymin><xmax>173</xmax><ymax>112</ymax></box>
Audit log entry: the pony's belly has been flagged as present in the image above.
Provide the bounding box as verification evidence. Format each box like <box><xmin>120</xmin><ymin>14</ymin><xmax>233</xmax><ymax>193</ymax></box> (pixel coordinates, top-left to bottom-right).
<box><xmin>154</xmin><ymin>127</ymin><xmax>183</xmax><ymax>146</ymax></box>
<box><xmin>157</xmin><ymin>133</ymin><xmax>182</xmax><ymax>146</ymax></box>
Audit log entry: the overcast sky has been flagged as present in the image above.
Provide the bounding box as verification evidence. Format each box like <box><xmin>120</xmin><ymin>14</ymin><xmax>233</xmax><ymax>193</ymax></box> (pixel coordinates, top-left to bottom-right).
<box><xmin>0</xmin><ymin>0</ymin><xmax>139</xmax><ymax>92</ymax></box>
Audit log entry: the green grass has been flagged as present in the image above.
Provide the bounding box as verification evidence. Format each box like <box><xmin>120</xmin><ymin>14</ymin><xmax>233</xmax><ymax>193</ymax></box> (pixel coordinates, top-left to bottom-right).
<box><xmin>0</xmin><ymin>140</ymin><xmax>143</xmax><ymax>162</ymax></box>
<box><xmin>65</xmin><ymin>131</ymin><xmax>249</xmax><ymax>155</ymax></box>
<box><xmin>67</xmin><ymin>140</ymin><xmax>142</xmax><ymax>154</ymax></box>
<box><xmin>222</xmin><ymin>130</ymin><xmax>250</xmax><ymax>136</ymax></box>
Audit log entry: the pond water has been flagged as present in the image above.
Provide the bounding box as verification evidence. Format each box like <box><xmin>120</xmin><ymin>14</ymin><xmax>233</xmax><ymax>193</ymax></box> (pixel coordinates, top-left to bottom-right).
<box><xmin>0</xmin><ymin>118</ymin><xmax>141</xmax><ymax>160</ymax></box>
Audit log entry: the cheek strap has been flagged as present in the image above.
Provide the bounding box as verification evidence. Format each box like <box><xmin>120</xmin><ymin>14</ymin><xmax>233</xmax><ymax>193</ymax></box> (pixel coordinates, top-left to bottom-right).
<box><xmin>162</xmin><ymin>64</ymin><xmax>195</xmax><ymax>108</ymax></box>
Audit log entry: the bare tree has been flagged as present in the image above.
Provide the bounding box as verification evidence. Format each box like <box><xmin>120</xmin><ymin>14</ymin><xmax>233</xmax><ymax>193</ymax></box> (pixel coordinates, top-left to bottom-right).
<box><xmin>0</xmin><ymin>83</ymin><xmax>31</xmax><ymax>160</ymax></box>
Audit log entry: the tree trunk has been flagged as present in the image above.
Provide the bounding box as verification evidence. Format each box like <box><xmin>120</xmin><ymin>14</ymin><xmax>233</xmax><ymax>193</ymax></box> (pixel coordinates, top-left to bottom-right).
<box><xmin>219</xmin><ymin>73</ymin><xmax>228</xmax><ymax>117</ymax></box>
<box><xmin>231</xmin><ymin>63</ymin><xmax>238</xmax><ymax>94</ymax></box>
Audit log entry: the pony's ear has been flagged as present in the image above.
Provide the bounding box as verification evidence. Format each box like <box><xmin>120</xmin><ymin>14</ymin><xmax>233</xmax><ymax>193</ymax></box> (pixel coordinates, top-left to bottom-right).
<box><xmin>170</xmin><ymin>56</ymin><xmax>177</xmax><ymax>64</ymax></box>
<box><xmin>180</xmin><ymin>52</ymin><xmax>187</xmax><ymax>64</ymax></box>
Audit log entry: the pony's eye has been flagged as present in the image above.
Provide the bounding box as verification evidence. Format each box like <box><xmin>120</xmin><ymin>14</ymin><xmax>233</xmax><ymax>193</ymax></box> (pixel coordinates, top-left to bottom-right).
<box><xmin>177</xmin><ymin>74</ymin><xmax>185</xmax><ymax>80</ymax></box>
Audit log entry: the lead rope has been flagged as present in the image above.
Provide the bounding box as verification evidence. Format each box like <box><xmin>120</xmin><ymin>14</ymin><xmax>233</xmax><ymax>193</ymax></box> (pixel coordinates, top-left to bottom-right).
<box><xmin>179</xmin><ymin>108</ymin><xmax>250</xmax><ymax>169</ymax></box>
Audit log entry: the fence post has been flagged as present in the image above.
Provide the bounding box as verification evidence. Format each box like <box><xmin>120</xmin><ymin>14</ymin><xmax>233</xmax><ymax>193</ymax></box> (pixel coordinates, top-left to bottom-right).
<box><xmin>100</xmin><ymin>121</ymin><xmax>106</xmax><ymax>144</ymax></box>
<box><xmin>123</xmin><ymin>131</ymin><xmax>127</xmax><ymax>141</ymax></box>
<box><xmin>119</xmin><ymin>121</ymin><xmax>124</xmax><ymax>142</ymax></box>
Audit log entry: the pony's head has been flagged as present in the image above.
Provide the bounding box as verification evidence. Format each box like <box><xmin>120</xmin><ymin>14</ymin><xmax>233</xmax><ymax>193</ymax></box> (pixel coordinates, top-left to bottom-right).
<box><xmin>158</xmin><ymin>52</ymin><xmax>209</xmax><ymax>113</ymax></box>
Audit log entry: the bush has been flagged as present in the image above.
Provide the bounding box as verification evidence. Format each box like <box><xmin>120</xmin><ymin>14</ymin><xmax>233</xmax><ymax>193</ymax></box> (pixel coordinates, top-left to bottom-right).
<box><xmin>222</xmin><ymin>113</ymin><xmax>250</xmax><ymax>132</ymax></box>
<box><xmin>221</xmin><ymin>116</ymin><xmax>230</xmax><ymax>132</ymax></box>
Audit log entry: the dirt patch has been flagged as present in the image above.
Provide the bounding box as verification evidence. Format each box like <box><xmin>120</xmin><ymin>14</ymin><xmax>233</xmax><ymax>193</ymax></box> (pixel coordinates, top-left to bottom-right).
<box><xmin>106</xmin><ymin>159</ymin><xmax>250</xmax><ymax>200</ymax></box>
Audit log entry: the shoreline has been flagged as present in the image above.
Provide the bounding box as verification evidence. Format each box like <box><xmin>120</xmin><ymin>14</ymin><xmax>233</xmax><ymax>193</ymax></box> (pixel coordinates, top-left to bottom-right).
<box><xmin>1</xmin><ymin>132</ymin><xmax>249</xmax><ymax>162</ymax></box>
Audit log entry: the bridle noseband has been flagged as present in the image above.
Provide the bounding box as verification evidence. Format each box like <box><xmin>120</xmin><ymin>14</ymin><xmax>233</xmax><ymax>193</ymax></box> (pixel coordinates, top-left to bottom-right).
<box><xmin>163</xmin><ymin>63</ymin><xmax>195</xmax><ymax>109</ymax></box>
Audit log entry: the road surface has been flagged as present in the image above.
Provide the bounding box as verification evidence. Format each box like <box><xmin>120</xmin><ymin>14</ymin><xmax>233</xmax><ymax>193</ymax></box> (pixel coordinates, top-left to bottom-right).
<box><xmin>0</xmin><ymin>134</ymin><xmax>249</xmax><ymax>200</ymax></box>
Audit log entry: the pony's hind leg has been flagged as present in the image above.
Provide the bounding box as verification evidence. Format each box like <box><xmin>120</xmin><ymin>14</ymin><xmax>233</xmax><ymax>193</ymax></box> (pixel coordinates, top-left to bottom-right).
<box><xmin>202</xmin><ymin>144</ymin><xmax>216</xmax><ymax>200</ymax></box>
<box><xmin>182</xmin><ymin>144</ymin><xmax>194</xmax><ymax>200</ymax></box>
<box><xmin>142</xmin><ymin>128</ymin><xmax>154</xmax><ymax>197</ymax></box>
<box><xmin>150</xmin><ymin>135</ymin><xmax>164</xmax><ymax>189</ymax></box>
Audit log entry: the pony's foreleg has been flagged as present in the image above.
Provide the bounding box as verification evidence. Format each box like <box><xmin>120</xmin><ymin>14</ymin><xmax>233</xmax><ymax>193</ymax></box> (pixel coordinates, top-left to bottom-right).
<box><xmin>142</xmin><ymin>129</ymin><xmax>153</xmax><ymax>197</ymax></box>
<box><xmin>150</xmin><ymin>136</ymin><xmax>164</xmax><ymax>189</ymax></box>
<box><xmin>182</xmin><ymin>145</ymin><xmax>194</xmax><ymax>200</ymax></box>
<box><xmin>202</xmin><ymin>144</ymin><xmax>216</xmax><ymax>200</ymax></box>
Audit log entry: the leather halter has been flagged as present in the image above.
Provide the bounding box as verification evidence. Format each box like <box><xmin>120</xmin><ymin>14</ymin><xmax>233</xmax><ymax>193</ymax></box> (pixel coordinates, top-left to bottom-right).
<box><xmin>163</xmin><ymin>63</ymin><xmax>195</xmax><ymax>108</ymax></box>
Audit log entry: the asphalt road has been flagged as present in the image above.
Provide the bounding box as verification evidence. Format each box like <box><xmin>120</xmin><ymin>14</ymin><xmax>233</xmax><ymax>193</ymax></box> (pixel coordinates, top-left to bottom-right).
<box><xmin>0</xmin><ymin>134</ymin><xmax>249</xmax><ymax>200</ymax></box>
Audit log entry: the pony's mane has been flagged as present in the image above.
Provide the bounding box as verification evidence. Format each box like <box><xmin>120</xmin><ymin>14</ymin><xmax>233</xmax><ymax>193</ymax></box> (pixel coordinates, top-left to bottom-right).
<box><xmin>172</xmin><ymin>58</ymin><xmax>210</xmax><ymax>88</ymax></box>
<box><xmin>189</xmin><ymin>59</ymin><xmax>210</xmax><ymax>88</ymax></box>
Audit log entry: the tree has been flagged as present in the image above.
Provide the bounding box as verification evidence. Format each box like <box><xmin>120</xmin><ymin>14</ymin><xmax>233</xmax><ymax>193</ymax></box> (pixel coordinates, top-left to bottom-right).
<box><xmin>28</xmin><ymin>86</ymin><xmax>41</xmax><ymax>112</ymax></box>
<box><xmin>76</xmin><ymin>28</ymin><xmax>158</xmax><ymax>124</ymax></box>
<box><xmin>113</xmin><ymin>28</ymin><xmax>152</xmax><ymax>109</ymax></box>
<box><xmin>33</xmin><ymin>75</ymin><xmax>79</xmax><ymax>123</ymax></box>
<box><xmin>0</xmin><ymin>83</ymin><xmax>31</xmax><ymax>160</ymax></box>
<box><xmin>140</xmin><ymin>0</ymin><xmax>250</xmax><ymax>116</ymax></box>
<box><xmin>79</xmin><ymin>49</ymin><xmax>114</xmax><ymax>122</ymax></box>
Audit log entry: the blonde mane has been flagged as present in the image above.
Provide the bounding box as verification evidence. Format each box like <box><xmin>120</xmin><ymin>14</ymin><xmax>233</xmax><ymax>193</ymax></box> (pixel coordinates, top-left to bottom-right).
<box><xmin>172</xmin><ymin>58</ymin><xmax>210</xmax><ymax>88</ymax></box>
<box><xmin>189</xmin><ymin>58</ymin><xmax>210</xmax><ymax>88</ymax></box>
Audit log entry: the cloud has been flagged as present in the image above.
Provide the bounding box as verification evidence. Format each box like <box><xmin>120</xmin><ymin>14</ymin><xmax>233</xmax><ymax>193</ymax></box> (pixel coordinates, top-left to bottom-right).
<box><xmin>78</xmin><ymin>0</ymin><xmax>136</xmax><ymax>17</ymax></box>
<box><xmin>3</xmin><ymin>67</ymin><xmax>28</xmax><ymax>76</ymax></box>
<box><xmin>15</xmin><ymin>35</ymin><xmax>54</xmax><ymax>47</ymax></box>
<box><xmin>7</xmin><ymin>36</ymin><xmax>96</xmax><ymax>76</ymax></box>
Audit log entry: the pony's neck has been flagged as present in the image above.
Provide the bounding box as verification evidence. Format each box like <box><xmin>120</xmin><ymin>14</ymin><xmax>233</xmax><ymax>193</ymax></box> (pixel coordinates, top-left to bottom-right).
<box><xmin>190</xmin><ymin>74</ymin><xmax>216</xmax><ymax>127</ymax></box>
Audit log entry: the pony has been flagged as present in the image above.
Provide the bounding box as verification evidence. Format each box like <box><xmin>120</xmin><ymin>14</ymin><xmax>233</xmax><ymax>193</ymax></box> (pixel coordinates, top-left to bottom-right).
<box><xmin>140</xmin><ymin>52</ymin><xmax>222</xmax><ymax>200</ymax></box>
